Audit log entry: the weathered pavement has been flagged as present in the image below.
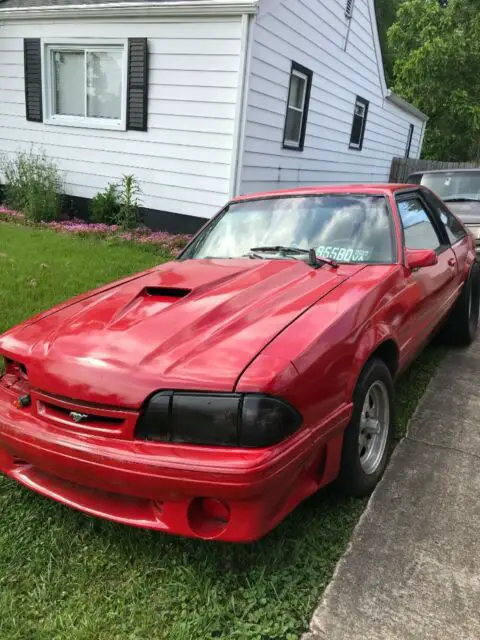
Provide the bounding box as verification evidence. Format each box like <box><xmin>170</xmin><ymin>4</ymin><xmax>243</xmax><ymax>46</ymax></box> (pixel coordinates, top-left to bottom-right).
<box><xmin>303</xmin><ymin>340</ymin><xmax>480</xmax><ymax>640</ymax></box>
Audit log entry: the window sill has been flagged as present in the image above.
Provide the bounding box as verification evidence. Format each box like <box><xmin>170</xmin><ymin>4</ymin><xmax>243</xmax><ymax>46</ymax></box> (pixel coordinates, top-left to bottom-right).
<box><xmin>348</xmin><ymin>143</ymin><xmax>363</xmax><ymax>151</ymax></box>
<box><xmin>282</xmin><ymin>142</ymin><xmax>304</xmax><ymax>152</ymax></box>
<box><xmin>45</xmin><ymin>116</ymin><xmax>126</xmax><ymax>131</ymax></box>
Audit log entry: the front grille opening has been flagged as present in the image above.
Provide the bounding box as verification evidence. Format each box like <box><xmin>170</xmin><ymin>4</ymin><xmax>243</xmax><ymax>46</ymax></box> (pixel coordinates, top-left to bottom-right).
<box><xmin>44</xmin><ymin>403</ymin><xmax>124</xmax><ymax>426</ymax></box>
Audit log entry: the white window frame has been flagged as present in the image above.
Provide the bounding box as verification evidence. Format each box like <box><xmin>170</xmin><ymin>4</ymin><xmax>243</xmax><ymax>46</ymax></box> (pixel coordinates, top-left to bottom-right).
<box><xmin>43</xmin><ymin>39</ymin><xmax>128</xmax><ymax>131</ymax></box>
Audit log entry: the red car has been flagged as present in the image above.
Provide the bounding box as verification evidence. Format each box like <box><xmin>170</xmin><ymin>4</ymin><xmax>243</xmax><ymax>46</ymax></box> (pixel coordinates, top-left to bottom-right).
<box><xmin>0</xmin><ymin>185</ymin><xmax>478</xmax><ymax>542</ymax></box>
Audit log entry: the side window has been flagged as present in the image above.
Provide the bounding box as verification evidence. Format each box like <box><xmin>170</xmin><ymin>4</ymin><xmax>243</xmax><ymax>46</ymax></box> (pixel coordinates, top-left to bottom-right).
<box><xmin>397</xmin><ymin>198</ymin><xmax>442</xmax><ymax>251</ymax></box>
<box><xmin>349</xmin><ymin>96</ymin><xmax>369</xmax><ymax>150</ymax></box>
<box><xmin>283</xmin><ymin>62</ymin><xmax>313</xmax><ymax>151</ymax></box>
<box><xmin>423</xmin><ymin>190</ymin><xmax>466</xmax><ymax>244</ymax></box>
<box><xmin>405</xmin><ymin>124</ymin><xmax>414</xmax><ymax>158</ymax></box>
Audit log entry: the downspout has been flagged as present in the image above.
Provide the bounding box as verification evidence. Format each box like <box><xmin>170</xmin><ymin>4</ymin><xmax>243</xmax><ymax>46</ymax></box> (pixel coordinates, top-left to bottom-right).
<box><xmin>229</xmin><ymin>11</ymin><xmax>253</xmax><ymax>198</ymax></box>
<box><xmin>417</xmin><ymin>119</ymin><xmax>426</xmax><ymax>159</ymax></box>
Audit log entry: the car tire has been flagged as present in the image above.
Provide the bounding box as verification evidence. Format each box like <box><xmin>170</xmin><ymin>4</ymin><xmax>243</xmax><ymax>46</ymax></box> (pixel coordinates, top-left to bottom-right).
<box><xmin>442</xmin><ymin>262</ymin><xmax>480</xmax><ymax>346</ymax></box>
<box><xmin>337</xmin><ymin>358</ymin><xmax>395</xmax><ymax>498</ymax></box>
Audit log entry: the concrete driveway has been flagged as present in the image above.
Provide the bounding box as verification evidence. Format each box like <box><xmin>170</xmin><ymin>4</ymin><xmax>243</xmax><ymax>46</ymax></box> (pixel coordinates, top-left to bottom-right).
<box><xmin>303</xmin><ymin>339</ymin><xmax>480</xmax><ymax>640</ymax></box>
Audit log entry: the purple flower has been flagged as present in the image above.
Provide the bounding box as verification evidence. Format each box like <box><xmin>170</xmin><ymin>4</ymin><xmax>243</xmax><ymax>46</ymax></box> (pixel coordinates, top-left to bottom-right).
<box><xmin>0</xmin><ymin>206</ymin><xmax>191</xmax><ymax>255</ymax></box>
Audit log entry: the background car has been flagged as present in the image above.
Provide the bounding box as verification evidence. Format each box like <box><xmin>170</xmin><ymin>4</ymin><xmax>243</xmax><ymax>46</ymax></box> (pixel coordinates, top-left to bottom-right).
<box><xmin>0</xmin><ymin>184</ymin><xmax>478</xmax><ymax>542</ymax></box>
<box><xmin>408</xmin><ymin>168</ymin><xmax>480</xmax><ymax>251</ymax></box>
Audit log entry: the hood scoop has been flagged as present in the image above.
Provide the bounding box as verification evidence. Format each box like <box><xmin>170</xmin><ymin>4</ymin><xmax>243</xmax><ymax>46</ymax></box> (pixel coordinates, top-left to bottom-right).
<box><xmin>106</xmin><ymin>286</ymin><xmax>192</xmax><ymax>331</ymax></box>
<box><xmin>144</xmin><ymin>287</ymin><xmax>191</xmax><ymax>299</ymax></box>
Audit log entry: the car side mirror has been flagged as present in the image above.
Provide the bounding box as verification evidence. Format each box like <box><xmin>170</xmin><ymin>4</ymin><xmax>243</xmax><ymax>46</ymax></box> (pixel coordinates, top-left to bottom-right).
<box><xmin>405</xmin><ymin>248</ymin><xmax>438</xmax><ymax>270</ymax></box>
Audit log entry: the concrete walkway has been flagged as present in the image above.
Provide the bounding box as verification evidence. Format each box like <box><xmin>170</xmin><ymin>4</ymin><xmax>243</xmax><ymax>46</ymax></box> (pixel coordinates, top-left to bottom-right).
<box><xmin>303</xmin><ymin>340</ymin><xmax>480</xmax><ymax>640</ymax></box>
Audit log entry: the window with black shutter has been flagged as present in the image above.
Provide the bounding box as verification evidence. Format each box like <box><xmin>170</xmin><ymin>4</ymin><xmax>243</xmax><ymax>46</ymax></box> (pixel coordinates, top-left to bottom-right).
<box><xmin>282</xmin><ymin>61</ymin><xmax>313</xmax><ymax>151</ymax></box>
<box><xmin>23</xmin><ymin>37</ymin><xmax>149</xmax><ymax>131</ymax></box>
<box><xmin>405</xmin><ymin>124</ymin><xmax>414</xmax><ymax>158</ymax></box>
<box><xmin>349</xmin><ymin>96</ymin><xmax>369</xmax><ymax>150</ymax></box>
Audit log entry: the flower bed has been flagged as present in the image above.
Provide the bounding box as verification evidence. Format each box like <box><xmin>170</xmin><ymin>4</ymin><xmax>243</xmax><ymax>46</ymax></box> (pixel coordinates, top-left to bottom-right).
<box><xmin>0</xmin><ymin>207</ymin><xmax>192</xmax><ymax>256</ymax></box>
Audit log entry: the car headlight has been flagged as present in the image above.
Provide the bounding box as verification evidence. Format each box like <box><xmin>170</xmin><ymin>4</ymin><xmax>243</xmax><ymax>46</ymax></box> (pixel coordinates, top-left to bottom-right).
<box><xmin>135</xmin><ymin>392</ymin><xmax>302</xmax><ymax>448</ymax></box>
<box><xmin>467</xmin><ymin>224</ymin><xmax>480</xmax><ymax>240</ymax></box>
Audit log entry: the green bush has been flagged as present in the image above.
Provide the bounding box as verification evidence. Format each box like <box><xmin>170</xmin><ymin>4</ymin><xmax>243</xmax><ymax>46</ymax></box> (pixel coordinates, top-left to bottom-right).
<box><xmin>1</xmin><ymin>149</ymin><xmax>62</xmax><ymax>222</ymax></box>
<box><xmin>91</xmin><ymin>175</ymin><xmax>141</xmax><ymax>228</ymax></box>
<box><xmin>90</xmin><ymin>182</ymin><xmax>120</xmax><ymax>224</ymax></box>
<box><xmin>117</xmin><ymin>174</ymin><xmax>141</xmax><ymax>229</ymax></box>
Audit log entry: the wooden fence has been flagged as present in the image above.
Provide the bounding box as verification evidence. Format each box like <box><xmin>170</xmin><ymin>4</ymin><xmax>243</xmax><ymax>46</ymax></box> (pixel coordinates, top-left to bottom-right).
<box><xmin>389</xmin><ymin>158</ymin><xmax>480</xmax><ymax>183</ymax></box>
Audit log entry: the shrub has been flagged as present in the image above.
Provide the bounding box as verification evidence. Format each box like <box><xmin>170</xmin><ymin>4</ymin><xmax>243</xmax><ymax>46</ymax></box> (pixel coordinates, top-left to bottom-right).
<box><xmin>117</xmin><ymin>174</ymin><xmax>141</xmax><ymax>229</ymax></box>
<box><xmin>1</xmin><ymin>149</ymin><xmax>62</xmax><ymax>222</ymax></box>
<box><xmin>90</xmin><ymin>182</ymin><xmax>120</xmax><ymax>224</ymax></box>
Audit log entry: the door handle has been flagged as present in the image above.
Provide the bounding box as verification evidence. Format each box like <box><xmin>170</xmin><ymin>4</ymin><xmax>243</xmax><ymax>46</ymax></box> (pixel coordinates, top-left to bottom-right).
<box><xmin>448</xmin><ymin>258</ymin><xmax>456</xmax><ymax>267</ymax></box>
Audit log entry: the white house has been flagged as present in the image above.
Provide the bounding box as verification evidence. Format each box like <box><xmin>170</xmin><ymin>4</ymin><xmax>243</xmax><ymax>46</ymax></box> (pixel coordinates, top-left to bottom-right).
<box><xmin>0</xmin><ymin>0</ymin><xmax>427</xmax><ymax>233</ymax></box>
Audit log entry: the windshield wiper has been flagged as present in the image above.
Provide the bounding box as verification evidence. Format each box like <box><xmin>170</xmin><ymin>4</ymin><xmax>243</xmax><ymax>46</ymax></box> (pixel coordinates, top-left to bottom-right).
<box><xmin>250</xmin><ymin>246</ymin><xmax>338</xmax><ymax>269</ymax></box>
<box><xmin>443</xmin><ymin>197</ymin><xmax>480</xmax><ymax>203</ymax></box>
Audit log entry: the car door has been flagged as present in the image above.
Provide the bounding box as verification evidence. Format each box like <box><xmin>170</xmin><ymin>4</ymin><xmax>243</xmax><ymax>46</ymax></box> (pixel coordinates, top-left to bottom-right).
<box><xmin>396</xmin><ymin>191</ymin><xmax>458</xmax><ymax>362</ymax></box>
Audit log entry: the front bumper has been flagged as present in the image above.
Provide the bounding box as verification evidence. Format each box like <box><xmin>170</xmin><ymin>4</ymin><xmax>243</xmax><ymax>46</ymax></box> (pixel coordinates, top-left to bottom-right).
<box><xmin>0</xmin><ymin>387</ymin><xmax>349</xmax><ymax>542</ymax></box>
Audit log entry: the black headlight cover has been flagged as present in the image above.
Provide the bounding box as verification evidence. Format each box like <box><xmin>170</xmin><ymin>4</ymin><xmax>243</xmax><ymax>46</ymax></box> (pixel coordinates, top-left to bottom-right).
<box><xmin>135</xmin><ymin>392</ymin><xmax>302</xmax><ymax>448</ymax></box>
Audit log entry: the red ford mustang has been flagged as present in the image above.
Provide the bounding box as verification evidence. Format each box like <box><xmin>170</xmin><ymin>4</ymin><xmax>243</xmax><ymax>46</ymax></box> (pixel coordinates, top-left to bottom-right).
<box><xmin>0</xmin><ymin>184</ymin><xmax>478</xmax><ymax>542</ymax></box>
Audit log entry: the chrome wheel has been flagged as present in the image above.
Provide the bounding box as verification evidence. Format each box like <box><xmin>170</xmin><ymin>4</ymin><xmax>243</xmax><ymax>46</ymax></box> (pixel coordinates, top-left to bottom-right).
<box><xmin>358</xmin><ymin>380</ymin><xmax>390</xmax><ymax>475</ymax></box>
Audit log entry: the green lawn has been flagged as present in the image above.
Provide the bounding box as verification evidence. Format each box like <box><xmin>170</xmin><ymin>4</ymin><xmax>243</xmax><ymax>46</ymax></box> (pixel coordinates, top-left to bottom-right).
<box><xmin>0</xmin><ymin>223</ymin><xmax>445</xmax><ymax>640</ymax></box>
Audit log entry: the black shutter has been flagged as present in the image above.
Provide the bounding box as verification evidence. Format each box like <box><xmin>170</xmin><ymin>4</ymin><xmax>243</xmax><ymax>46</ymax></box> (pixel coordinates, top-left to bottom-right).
<box><xmin>127</xmin><ymin>38</ymin><xmax>149</xmax><ymax>131</ymax></box>
<box><xmin>24</xmin><ymin>38</ymin><xmax>43</xmax><ymax>122</ymax></box>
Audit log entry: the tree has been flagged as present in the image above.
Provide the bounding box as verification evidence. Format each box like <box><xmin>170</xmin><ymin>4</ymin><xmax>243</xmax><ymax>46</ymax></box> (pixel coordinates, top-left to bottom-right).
<box><xmin>375</xmin><ymin>0</ymin><xmax>402</xmax><ymax>86</ymax></box>
<box><xmin>388</xmin><ymin>0</ymin><xmax>480</xmax><ymax>161</ymax></box>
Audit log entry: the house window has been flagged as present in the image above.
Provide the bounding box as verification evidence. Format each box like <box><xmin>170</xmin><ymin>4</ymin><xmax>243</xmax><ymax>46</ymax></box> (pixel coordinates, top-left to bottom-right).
<box><xmin>45</xmin><ymin>44</ymin><xmax>126</xmax><ymax>129</ymax></box>
<box><xmin>349</xmin><ymin>96</ymin><xmax>369</xmax><ymax>150</ymax></box>
<box><xmin>283</xmin><ymin>62</ymin><xmax>313</xmax><ymax>151</ymax></box>
<box><xmin>345</xmin><ymin>0</ymin><xmax>355</xmax><ymax>18</ymax></box>
<box><xmin>405</xmin><ymin>124</ymin><xmax>414</xmax><ymax>158</ymax></box>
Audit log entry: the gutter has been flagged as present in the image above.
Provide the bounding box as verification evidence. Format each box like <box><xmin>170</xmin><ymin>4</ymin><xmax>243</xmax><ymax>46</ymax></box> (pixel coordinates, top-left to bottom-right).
<box><xmin>386</xmin><ymin>90</ymin><xmax>428</xmax><ymax>122</ymax></box>
<box><xmin>0</xmin><ymin>0</ymin><xmax>259</xmax><ymax>19</ymax></box>
<box><xmin>229</xmin><ymin>12</ymin><xmax>253</xmax><ymax>198</ymax></box>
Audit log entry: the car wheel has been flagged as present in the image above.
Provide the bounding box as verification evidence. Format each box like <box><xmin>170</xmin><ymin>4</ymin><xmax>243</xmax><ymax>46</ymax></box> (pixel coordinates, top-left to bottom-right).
<box><xmin>442</xmin><ymin>262</ymin><xmax>480</xmax><ymax>346</ymax></box>
<box><xmin>337</xmin><ymin>358</ymin><xmax>395</xmax><ymax>497</ymax></box>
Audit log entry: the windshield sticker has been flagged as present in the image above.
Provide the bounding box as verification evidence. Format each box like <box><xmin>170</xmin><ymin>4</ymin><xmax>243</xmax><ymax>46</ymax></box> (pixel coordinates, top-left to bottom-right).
<box><xmin>316</xmin><ymin>246</ymin><xmax>372</xmax><ymax>262</ymax></box>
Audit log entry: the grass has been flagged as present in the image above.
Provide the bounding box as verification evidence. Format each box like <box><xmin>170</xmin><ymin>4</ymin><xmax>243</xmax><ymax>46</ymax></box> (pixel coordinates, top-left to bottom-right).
<box><xmin>0</xmin><ymin>223</ymin><xmax>445</xmax><ymax>640</ymax></box>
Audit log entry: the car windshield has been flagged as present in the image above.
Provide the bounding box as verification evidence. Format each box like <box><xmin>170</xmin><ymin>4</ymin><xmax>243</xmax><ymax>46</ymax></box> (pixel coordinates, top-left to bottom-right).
<box><xmin>413</xmin><ymin>171</ymin><xmax>480</xmax><ymax>201</ymax></box>
<box><xmin>181</xmin><ymin>195</ymin><xmax>396</xmax><ymax>264</ymax></box>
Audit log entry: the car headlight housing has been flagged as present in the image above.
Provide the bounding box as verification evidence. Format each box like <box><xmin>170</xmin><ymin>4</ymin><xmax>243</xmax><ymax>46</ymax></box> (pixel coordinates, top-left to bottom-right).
<box><xmin>135</xmin><ymin>392</ymin><xmax>302</xmax><ymax>448</ymax></box>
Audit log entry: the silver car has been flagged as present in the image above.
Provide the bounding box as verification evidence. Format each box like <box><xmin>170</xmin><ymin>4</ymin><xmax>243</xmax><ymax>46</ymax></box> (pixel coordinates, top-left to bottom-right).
<box><xmin>408</xmin><ymin>169</ymin><xmax>480</xmax><ymax>250</ymax></box>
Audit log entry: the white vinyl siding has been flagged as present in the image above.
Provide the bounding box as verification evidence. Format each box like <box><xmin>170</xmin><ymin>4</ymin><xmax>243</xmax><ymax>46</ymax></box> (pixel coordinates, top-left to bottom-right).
<box><xmin>239</xmin><ymin>0</ymin><xmax>424</xmax><ymax>195</ymax></box>
<box><xmin>0</xmin><ymin>17</ymin><xmax>243</xmax><ymax>219</ymax></box>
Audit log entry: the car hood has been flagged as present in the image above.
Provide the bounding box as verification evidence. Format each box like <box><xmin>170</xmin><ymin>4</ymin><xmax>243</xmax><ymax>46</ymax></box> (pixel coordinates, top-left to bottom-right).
<box><xmin>0</xmin><ymin>259</ymin><xmax>363</xmax><ymax>407</ymax></box>
<box><xmin>446</xmin><ymin>200</ymin><xmax>480</xmax><ymax>224</ymax></box>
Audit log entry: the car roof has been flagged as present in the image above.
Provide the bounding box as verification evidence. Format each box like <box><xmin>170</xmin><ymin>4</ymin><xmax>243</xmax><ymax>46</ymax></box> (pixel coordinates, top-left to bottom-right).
<box><xmin>409</xmin><ymin>168</ymin><xmax>480</xmax><ymax>176</ymax></box>
<box><xmin>231</xmin><ymin>184</ymin><xmax>416</xmax><ymax>202</ymax></box>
